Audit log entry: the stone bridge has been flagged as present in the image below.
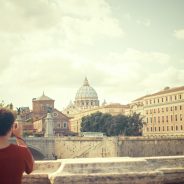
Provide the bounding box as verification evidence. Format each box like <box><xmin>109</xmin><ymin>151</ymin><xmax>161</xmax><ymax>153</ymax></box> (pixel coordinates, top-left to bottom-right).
<box><xmin>10</xmin><ymin>137</ymin><xmax>55</xmax><ymax>160</ymax></box>
<box><xmin>10</xmin><ymin>135</ymin><xmax>184</xmax><ymax>160</ymax></box>
<box><xmin>23</xmin><ymin>156</ymin><xmax>184</xmax><ymax>184</ymax></box>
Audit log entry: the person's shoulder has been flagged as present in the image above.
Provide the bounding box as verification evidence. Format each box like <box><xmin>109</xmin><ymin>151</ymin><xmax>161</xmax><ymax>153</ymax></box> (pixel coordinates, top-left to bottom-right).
<box><xmin>11</xmin><ymin>144</ymin><xmax>29</xmax><ymax>152</ymax></box>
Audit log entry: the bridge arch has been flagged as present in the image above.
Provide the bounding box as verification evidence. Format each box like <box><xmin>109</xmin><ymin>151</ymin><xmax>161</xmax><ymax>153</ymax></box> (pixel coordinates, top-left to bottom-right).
<box><xmin>28</xmin><ymin>145</ymin><xmax>45</xmax><ymax>160</ymax></box>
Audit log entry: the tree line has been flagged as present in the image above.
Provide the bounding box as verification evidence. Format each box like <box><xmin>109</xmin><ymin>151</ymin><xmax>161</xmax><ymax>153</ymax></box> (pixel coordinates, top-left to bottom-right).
<box><xmin>81</xmin><ymin>112</ymin><xmax>145</xmax><ymax>136</ymax></box>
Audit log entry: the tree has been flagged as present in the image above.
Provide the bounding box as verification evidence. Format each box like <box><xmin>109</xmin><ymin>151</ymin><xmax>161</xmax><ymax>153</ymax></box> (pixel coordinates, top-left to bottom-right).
<box><xmin>81</xmin><ymin>112</ymin><xmax>144</xmax><ymax>136</ymax></box>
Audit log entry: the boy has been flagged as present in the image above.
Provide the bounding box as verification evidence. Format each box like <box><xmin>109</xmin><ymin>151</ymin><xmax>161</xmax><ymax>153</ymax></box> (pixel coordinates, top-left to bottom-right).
<box><xmin>0</xmin><ymin>108</ymin><xmax>34</xmax><ymax>184</ymax></box>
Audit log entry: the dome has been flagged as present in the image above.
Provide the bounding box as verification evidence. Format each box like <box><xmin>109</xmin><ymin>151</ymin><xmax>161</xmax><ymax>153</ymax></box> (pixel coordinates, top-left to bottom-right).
<box><xmin>74</xmin><ymin>78</ymin><xmax>99</xmax><ymax>109</ymax></box>
<box><xmin>75</xmin><ymin>78</ymin><xmax>98</xmax><ymax>100</ymax></box>
<box><xmin>33</xmin><ymin>92</ymin><xmax>54</xmax><ymax>101</ymax></box>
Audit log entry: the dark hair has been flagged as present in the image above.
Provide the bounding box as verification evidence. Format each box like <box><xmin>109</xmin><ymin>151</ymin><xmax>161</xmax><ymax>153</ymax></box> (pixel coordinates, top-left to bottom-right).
<box><xmin>0</xmin><ymin>108</ymin><xmax>15</xmax><ymax>136</ymax></box>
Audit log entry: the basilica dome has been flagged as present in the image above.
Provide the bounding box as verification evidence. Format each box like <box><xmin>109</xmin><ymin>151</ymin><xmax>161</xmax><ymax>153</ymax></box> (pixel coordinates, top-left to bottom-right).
<box><xmin>74</xmin><ymin>78</ymin><xmax>99</xmax><ymax>109</ymax></box>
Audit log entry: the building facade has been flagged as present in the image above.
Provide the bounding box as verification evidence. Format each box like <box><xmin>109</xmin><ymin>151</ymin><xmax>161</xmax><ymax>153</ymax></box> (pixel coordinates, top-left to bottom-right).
<box><xmin>32</xmin><ymin>92</ymin><xmax>55</xmax><ymax>121</ymax></box>
<box><xmin>129</xmin><ymin>86</ymin><xmax>184</xmax><ymax>136</ymax></box>
<box><xmin>74</xmin><ymin>77</ymin><xmax>99</xmax><ymax>109</ymax></box>
<box><xmin>31</xmin><ymin>93</ymin><xmax>71</xmax><ymax>136</ymax></box>
<box><xmin>63</xmin><ymin>78</ymin><xmax>128</xmax><ymax>133</ymax></box>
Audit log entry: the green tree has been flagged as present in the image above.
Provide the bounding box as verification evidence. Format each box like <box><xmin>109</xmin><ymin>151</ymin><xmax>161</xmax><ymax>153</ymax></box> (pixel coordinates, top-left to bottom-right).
<box><xmin>81</xmin><ymin>112</ymin><xmax>144</xmax><ymax>136</ymax></box>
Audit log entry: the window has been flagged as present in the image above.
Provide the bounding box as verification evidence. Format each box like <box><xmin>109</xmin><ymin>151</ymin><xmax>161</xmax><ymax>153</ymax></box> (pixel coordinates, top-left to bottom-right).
<box><xmin>175</xmin><ymin>106</ymin><xmax>177</xmax><ymax>111</ymax></box>
<box><xmin>146</xmin><ymin>110</ymin><xmax>148</xmax><ymax>114</ymax></box>
<box><xmin>175</xmin><ymin>95</ymin><xmax>177</xmax><ymax>100</ymax></box>
<box><xmin>162</xmin><ymin>98</ymin><xmax>164</xmax><ymax>102</ymax></box>
<box><xmin>155</xmin><ymin>127</ymin><xmax>157</xmax><ymax>131</ymax></box>
<box><xmin>180</xmin><ymin>106</ymin><xmax>182</xmax><ymax>110</ymax></box>
<box><xmin>158</xmin><ymin>117</ymin><xmax>160</xmax><ymax>123</ymax></box>
<box><xmin>179</xmin><ymin>94</ymin><xmax>182</xmax><ymax>99</ymax></box>
<box><xmin>171</xmin><ymin>115</ymin><xmax>173</xmax><ymax>122</ymax></box>
<box><xmin>167</xmin><ymin>126</ymin><xmax>169</xmax><ymax>131</ymax></box>
<box><xmin>151</xmin><ymin>127</ymin><xmax>153</xmax><ymax>131</ymax></box>
<box><xmin>166</xmin><ymin>107</ymin><xmax>168</xmax><ymax>112</ymax></box>
<box><xmin>166</xmin><ymin>97</ymin><xmax>168</xmax><ymax>101</ymax></box>
<box><xmin>162</xmin><ymin>116</ymin><xmax>164</xmax><ymax>122</ymax></box>
<box><xmin>158</xmin><ymin>99</ymin><xmax>159</xmax><ymax>103</ymax></box>
<box><xmin>163</xmin><ymin>127</ymin><xmax>164</xmax><ymax>131</ymax></box>
<box><xmin>175</xmin><ymin>115</ymin><xmax>177</xmax><ymax>121</ymax></box>
<box><xmin>158</xmin><ymin>108</ymin><xmax>160</xmax><ymax>113</ymax></box>
<box><xmin>181</xmin><ymin>125</ymin><xmax>183</xmax><ymax>130</ymax></box>
<box><xmin>154</xmin><ymin>109</ymin><xmax>156</xmax><ymax>113</ymax></box>
<box><xmin>171</xmin><ymin>126</ymin><xmax>173</xmax><ymax>131</ymax></box>
<box><xmin>171</xmin><ymin>107</ymin><xmax>172</xmax><ymax>111</ymax></box>
<box><xmin>150</xmin><ymin>100</ymin><xmax>152</xmax><ymax>104</ymax></box>
<box><xmin>63</xmin><ymin>122</ymin><xmax>67</xmax><ymax>128</ymax></box>
<box><xmin>147</xmin><ymin>118</ymin><xmax>149</xmax><ymax>123</ymax></box>
<box><xmin>166</xmin><ymin>116</ymin><xmax>168</xmax><ymax>122</ymax></box>
<box><xmin>154</xmin><ymin>99</ymin><xmax>155</xmax><ymax>103</ymax></box>
<box><xmin>180</xmin><ymin>114</ymin><xmax>182</xmax><ymax>121</ymax></box>
<box><xmin>159</xmin><ymin>127</ymin><xmax>160</xmax><ymax>131</ymax></box>
<box><xmin>176</xmin><ymin>125</ymin><xmax>178</xmax><ymax>131</ymax></box>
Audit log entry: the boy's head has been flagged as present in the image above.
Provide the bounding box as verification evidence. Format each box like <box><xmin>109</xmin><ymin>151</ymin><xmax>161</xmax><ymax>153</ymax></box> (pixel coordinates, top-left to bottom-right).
<box><xmin>0</xmin><ymin>108</ymin><xmax>15</xmax><ymax>136</ymax></box>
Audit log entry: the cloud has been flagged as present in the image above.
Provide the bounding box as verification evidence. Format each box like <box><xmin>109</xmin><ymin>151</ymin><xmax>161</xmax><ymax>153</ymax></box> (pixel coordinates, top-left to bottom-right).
<box><xmin>0</xmin><ymin>0</ymin><xmax>124</xmax><ymax>69</ymax></box>
<box><xmin>174</xmin><ymin>29</ymin><xmax>184</xmax><ymax>40</ymax></box>
<box><xmin>136</xmin><ymin>18</ymin><xmax>151</xmax><ymax>27</ymax></box>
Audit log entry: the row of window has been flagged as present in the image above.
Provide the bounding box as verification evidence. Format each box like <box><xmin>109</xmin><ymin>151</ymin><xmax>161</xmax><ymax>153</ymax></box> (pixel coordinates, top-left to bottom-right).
<box><xmin>145</xmin><ymin>94</ymin><xmax>182</xmax><ymax>105</ymax></box>
<box><xmin>57</xmin><ymin>122</ymin><xmax>67</xmax><ymax>128</ymax></box>
<box><xmin>146</xmin><ymin>105</ymin><xmax>183</xmax><ymax>114</ymax></box>
<box><xmin>76</xmin><ymin>101</ymin><xmax>99</xmax><ymax>106</ymax></box>
<box><xmin>146</xmin><ymin>125</ymin><xmax>183</xmax><ymax>132</ymax></box>
<box><xmin>147</xmin><ymin>114</ymin><xmax>183</xmax><ymax>123</ymax></box>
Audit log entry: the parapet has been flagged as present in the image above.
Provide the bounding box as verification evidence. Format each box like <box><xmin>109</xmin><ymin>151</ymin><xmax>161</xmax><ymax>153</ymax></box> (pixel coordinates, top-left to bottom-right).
<box><xmin>22</xmin><ymin>156</ymin><xmax>184</xmax><ymax>184</ymax></box>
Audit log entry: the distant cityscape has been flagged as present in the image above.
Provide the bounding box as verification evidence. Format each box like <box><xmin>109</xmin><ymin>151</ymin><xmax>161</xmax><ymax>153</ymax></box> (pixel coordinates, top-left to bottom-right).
<box><xmin>1</xmin><ymin>77</ymin><xmax>183</xmax><ymax>137</ymax></box>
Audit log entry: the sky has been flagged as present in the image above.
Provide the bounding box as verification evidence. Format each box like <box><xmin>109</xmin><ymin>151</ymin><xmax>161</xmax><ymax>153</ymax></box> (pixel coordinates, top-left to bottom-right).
<box><xmin>0</xmin><ymin>0</ymin><xmax>184</xmax><ymax>110</ymax></box>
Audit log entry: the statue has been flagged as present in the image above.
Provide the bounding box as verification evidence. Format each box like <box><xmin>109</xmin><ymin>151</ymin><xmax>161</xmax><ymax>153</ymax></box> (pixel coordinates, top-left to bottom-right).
<box><xmin>16</xmin><ymin>107</ymin><xmax>21</xmax><ymax>115</ymax></box>
<box><xmin>47</xmin><ymin>107</ymin><xmax>53</xmax><ymax>113</ymax></box>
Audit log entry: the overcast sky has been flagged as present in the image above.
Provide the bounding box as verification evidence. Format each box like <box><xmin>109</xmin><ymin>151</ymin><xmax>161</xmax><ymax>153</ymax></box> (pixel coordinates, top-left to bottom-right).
<box><xmin>0</xmin><ymin>0</ymin><xmax>184</xmax><ymax>110</ymax></box>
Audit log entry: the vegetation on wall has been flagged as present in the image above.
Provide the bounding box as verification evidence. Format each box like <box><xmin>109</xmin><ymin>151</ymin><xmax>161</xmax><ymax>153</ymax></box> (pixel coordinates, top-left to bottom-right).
<box><xmin>81</xmin><ymin>112</ymin><xmax>145</xmax><ymax>136</ymax></box>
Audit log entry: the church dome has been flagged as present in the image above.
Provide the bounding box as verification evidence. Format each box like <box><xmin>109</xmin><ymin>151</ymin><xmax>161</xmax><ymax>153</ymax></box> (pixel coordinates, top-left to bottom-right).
<box><xmin>75</xmin><ymin>78</ymin><xmax>98</xmax><ymax>100</ymax></box>
<box><xmin>33</xmin><ymin>92</ymin><xmax>54</xmax><ymax>101</ymax></box>
<box><xmin>75</xmin><ymin>78</ymin><xmax>99</xmax><ymax>109</ymax></box>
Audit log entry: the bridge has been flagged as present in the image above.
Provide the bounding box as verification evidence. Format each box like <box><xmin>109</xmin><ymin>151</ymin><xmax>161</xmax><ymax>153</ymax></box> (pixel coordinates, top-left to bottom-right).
<box><xmin>10</xmin><ymin>135</ymin><xmax>184</xmax><ymax>160</ymax></box>
<box><xmin>10</xmin><ymin>137</ymin><xmax>56</xmax><ymax>160</ymax></box>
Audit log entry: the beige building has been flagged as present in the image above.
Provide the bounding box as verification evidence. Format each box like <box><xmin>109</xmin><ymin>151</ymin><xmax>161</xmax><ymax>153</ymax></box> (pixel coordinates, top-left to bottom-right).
<box><xmin>129</xmin><ymin>86</ymin><xmax>184</xmax><ymax>136</ymax></box>
<box><xmin>69</xmin><ymin>103</ymin><xmax>128</xmax><ymax>133</ymax></box>
<box><xmin>63</xmin><ymin>78</ymin><xmax>128</xmax><ymax>133</ymax></box>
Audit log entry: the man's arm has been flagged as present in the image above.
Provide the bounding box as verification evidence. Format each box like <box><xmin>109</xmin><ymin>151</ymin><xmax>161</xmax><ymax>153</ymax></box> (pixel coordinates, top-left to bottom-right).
<box><xmin>12</xmin><ymin>123</ymin><xmax>35</xmax><ymax>173</ymax></box>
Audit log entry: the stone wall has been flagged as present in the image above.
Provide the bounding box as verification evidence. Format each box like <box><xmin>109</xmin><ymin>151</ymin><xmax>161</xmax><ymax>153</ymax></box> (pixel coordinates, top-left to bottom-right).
<box><xmin>54</xmin><ymin>137</ymin><xmax>118</xmax><ymax>159</ymax></box>
<box><xmin>118</xmin><ymin>136</ymin><xmax>184</xmax><ymax>157</ymax></box>
<box><xmin>54</xmin><ymin>136</ymin><xmax>184</xmax><ymax>159</ymax></box>
<box><xmin>11</xmin><ymin>136</ymin><xmax>184</xmax><ymax>160</ymax></box>
<box><xmin>22</xmin><ymin>156</ymin><xmax>184</xmax><ymax>184</ymax></box>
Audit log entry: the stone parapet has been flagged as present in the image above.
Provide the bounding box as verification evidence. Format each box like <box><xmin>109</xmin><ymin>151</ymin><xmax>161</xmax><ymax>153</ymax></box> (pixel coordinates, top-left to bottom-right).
<box><xmin>23</xmin><ymin>156</ymin><xmax>184</xmax><ymax>184</ymax></box>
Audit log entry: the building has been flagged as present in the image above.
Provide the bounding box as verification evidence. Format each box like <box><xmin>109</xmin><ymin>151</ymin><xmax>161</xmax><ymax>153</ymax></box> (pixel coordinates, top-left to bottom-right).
<box><xmin>32</xmin><ymin>92</ymin><xmax>55</xmax><ymax>121</ymax></box>
<box><xmin>33</xmin><ymin>109</ymin><xmax>72</xmax><ymax>136</ymax></box>
<box><xmin>129</xmin><ymin>86</ymin><xmax>184</xmax><ymax>136</ymax></box>
<box><xmin>31</xmin><ymin>92</ymin><xmax>71</xmax><ymax>136</ymax></box>
<box><xmin>74</xmin><ymin>77</ymin><xmax>99</xmax><ymax>109</ymax></box>
<box><xmin>69</xmin><ymin>103</ymin><xmax>128</xmax><ymax>133</ymax></box>
<box><xmin>63</xmin><ymin>78</ymin><xmax>128</xmax><ymax>133</ymax></box>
